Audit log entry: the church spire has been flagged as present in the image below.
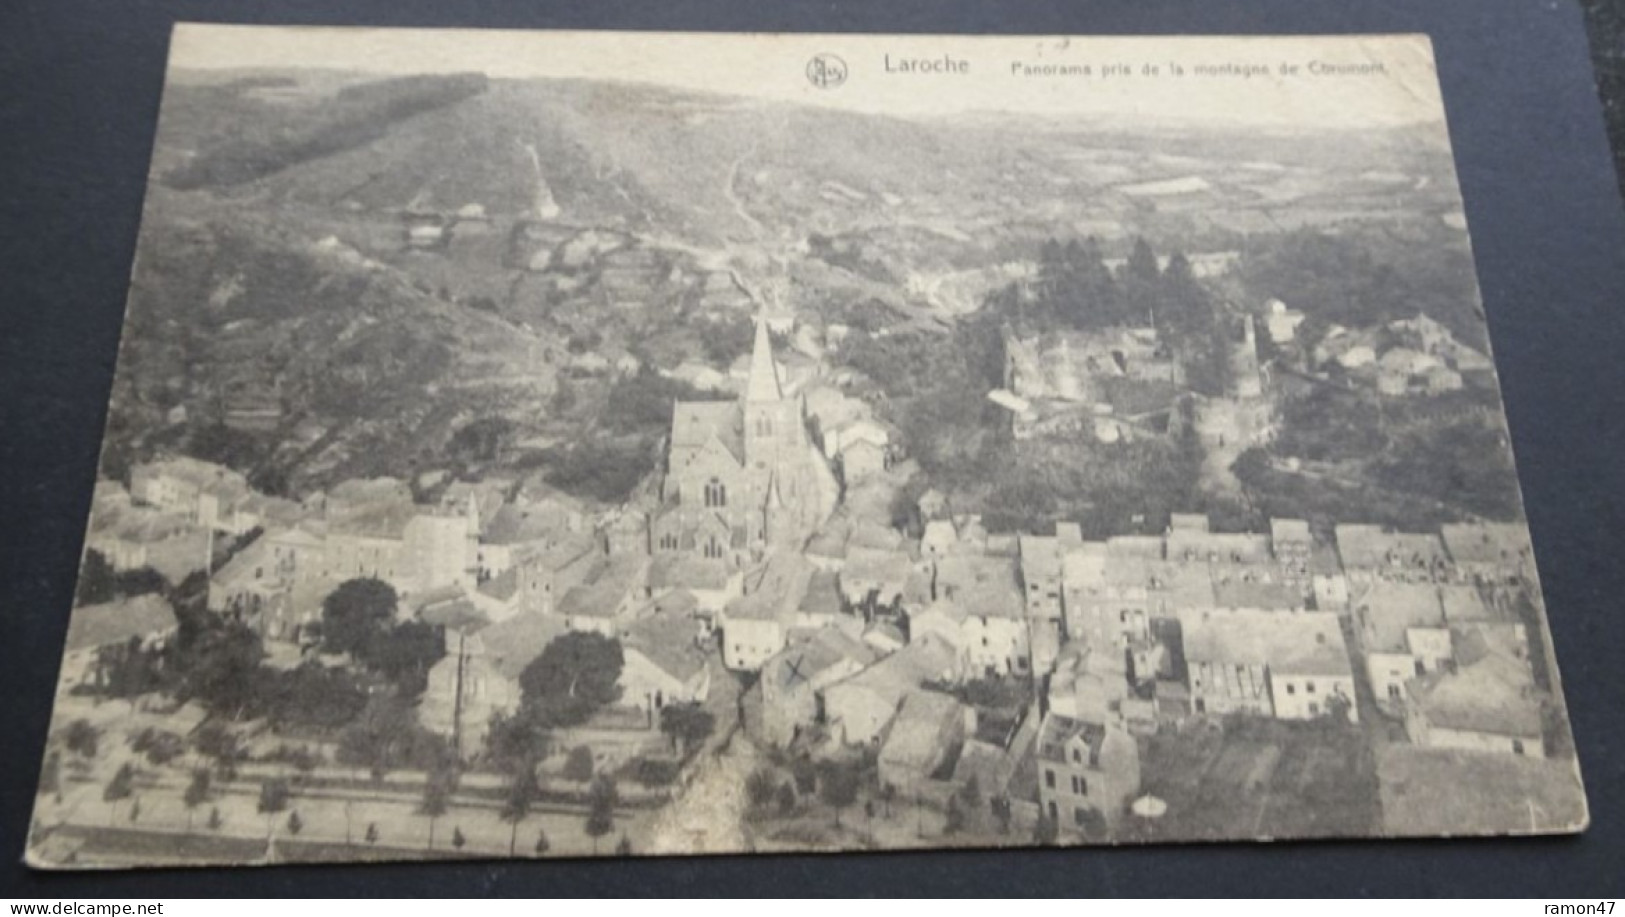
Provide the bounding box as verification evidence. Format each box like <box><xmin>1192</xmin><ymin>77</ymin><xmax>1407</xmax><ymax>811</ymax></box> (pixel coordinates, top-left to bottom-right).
<box><xmin>745</xmin><ymin>310</ymin><xmax>783</xmax><ymax>403</ymax></box>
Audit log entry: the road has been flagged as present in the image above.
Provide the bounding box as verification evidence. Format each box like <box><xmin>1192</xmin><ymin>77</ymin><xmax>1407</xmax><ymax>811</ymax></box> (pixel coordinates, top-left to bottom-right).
<box><xmin>642</xmin><ymin>729</ymin><xmax>761</xmax><ymax>855</ymax></box>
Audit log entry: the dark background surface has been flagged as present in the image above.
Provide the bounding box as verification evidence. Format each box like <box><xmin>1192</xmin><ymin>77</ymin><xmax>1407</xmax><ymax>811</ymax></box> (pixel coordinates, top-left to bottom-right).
<box><xmin>2</xmin><ymin>0</ymin><xmax>1623</xmax><ymax>897</ymax></box>
<box><xmin>1584</xmin><ymin>0</ymin><xmax>1625</xmax><ymax>196</ymax></box>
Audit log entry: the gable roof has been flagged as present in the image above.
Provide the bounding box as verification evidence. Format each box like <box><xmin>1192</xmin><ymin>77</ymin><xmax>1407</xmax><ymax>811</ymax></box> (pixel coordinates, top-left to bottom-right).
<box><xmin>649</xmin><ymin>554</ymin><xmax>731</xmax><ymax>592</ymax></box>
<box><xmin>483</xmin><ymin>503</ymin><xmax>571</xmax><ymax>546</ymax></box>
<box><xmin>729</xmin><ymin>552</ymin><xmax>815</xmax><ymax>622</ymax></box>
<box><xmin>1182</xmin><ymin>610</ymin><xmax>1351</xmax><ymax>677</ymax></box>
<box><xmin>670</xmin><ymin>401</ymin><xmax>744</xmax><ymax>465</ymax></box>
<box><xmin>1357</xmin><ymin>581</ymin><xmax>1446</xmax><ymax>652</ymax></box>
<box><xmin>65</xmin><ymin>595</ymin><xmax>177</xmax><ymax>654</ymax></box>
<box><xmin>477</xmin><ymin>612</ymin><xmax>569</xmax><ymax>680</ymax></box>
<box><xmin>763</xmin><ymin>627</ymin><xmax>877</xmax><ymax>693</ymax></box>
<box><xmin>621</xmin><ymin>611</ymin><xmax>709</xmax><ymax>682</ymax></box>
<box><xmin>1335</xmin><ymin>524</ymin><xmax>1449</xmax><ymax>571</ymax></box>
<box><xmin>1440</xmin><ymin>522</ymin><xmax>1532</xmax><ymax>567</ymax></box>
<box><xmin>559</xmin><ymin>555</ymin><xmax>647</xmax><ymax>618</ymax></box>
<box><xmin>746</xmin><ymin>316</ymin><xmax>784</xmax><ymax>403</ymax></box>
<box><xmin>934</xmin><ymin>554</ymin><xmax>1023</xmax><ymax>619</ymax></box>
<box><xmin>797</xmin><ymin>569</ymin><xmax>845</xmax><ymax>618</ymax></box>
<box><xmin>830</xmin><ymin>633</ymin><xmax>957</xmax><ymax>703</ymax></box>
<box><xmin>1408</xmin><ymin>652</ymin><xmax>1542</xmax><ymax>738</ymax></box>
<box><xmin>879</xmin><ymin>690</ymin><xmax>963</xmax><ymax>771</ymax></box>
<box><xmin>329</xmin><ymin>501</ymin><xmax>417</xmax><ymax>540</ymax></box>
<box><xmin>1037</xmin><ymin>712</ymin><xmax>1108</xmax><ymax>765</ymax></box>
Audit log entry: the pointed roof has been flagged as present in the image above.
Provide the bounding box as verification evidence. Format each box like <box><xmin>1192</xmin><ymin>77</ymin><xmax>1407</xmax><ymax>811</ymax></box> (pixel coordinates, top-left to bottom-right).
<box><xmin>746</xmin><ymin>313</ymin><xmax>783</xmax><ymax>403</ymax></box>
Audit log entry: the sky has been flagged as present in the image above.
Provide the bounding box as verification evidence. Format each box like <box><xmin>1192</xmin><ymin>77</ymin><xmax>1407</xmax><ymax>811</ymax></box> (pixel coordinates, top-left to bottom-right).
<box><xmin>169</xmin><ymin>25</ymin><xmax>1449</xmax><ymax>129</ymax></box>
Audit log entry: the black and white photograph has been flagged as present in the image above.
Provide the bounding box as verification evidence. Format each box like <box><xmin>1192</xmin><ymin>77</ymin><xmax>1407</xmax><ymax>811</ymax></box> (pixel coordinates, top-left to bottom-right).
<box><xmin>24</xmin><ymin>25</ymin><xmax>1588</xmax><ymax>869</ymax></box>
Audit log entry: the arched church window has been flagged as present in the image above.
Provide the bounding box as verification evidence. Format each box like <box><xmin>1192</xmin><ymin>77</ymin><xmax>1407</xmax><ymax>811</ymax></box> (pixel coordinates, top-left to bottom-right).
<box><xmin>704</xmin><ymin>478</ymin><xmax>727</xmax><ymax>508</ymax></box>
<box><xmin>659</xmin><ymin>533</ymin><xmax>678</xmax><ymax>551</ymax></box>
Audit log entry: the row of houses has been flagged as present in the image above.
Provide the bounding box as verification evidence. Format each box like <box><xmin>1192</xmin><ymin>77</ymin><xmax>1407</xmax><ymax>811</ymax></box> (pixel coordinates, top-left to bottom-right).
<box><xmin>718</xmin><ymin>501</ymin><xmax>1550</xmax><ymax>835</ymax></box>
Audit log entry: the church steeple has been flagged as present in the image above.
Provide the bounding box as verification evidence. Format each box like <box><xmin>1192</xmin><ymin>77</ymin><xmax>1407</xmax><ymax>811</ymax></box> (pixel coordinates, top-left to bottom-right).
<box><xmin>745</xmin><ymin>311</ymin><xmax>783</xmax><ymax>403</ymax></box>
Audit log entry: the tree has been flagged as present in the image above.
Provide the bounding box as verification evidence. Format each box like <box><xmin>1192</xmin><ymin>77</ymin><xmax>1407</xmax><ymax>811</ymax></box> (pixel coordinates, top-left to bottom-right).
<box><xmin>451</xmin><ymin>827</ymin><xmax>466</xmax><ymax>851</ymax></box>
<box><xmin>990</xmin><ymin>795</ymin><xmax>1013</xmax><ymax>835</ymax></box>
<box><xmin>257</xmin><ymin>778</ymin><xmax>291</xmax><ymax>832</ymax></box>
<box><xmin>207</xmin><ymin>807</ymin><xmax>223</xmax><ymax>831</ymax></box>
<box><xmin>584</xmin><ymin>776</ymin><xmax>618</xmax><ymax>854</ymax></box>
<box><xmin>114</xmin><ymin>566</ymin><xmax>168</xmax><ymax>599</ymax></box>
<box><xmin>419</xmin><ymin>766</ymin><xmax>454</xmax><ymax>849</ymax></box>
<box><xmin>449</xmin><ymin>416</ymin><xmax>515</xmax><ymax>464</ymax></box>
<box><xmin>286</xmin><ymin>810</ymin><xmax>304</xmax><ymax>836</ymax></box>
<box><xmin>1123</xmin><ymin>236</ymin><xmax>1162</xmax><ymax>326</ymax></box>
<box><xmin>103</xmin><ymin>763</ymin><xmax>135</xmax><ymax>824</ymax></box>
<box><xmin>134</xmin><ymin>728</ymin><xmax>185</xmax><ymax>766</ymax></box>
<box><xmin>76</xmin><ymin>549</ymin><xmax>118</xmax><ymax>605</ymax></box>
<box><xmin>614</xmin><ymin>835</ymin><xmax>632</xmax><ymax>856</ymax></box>
<box><xmin>775</xmin><ymin>782</ymin><xmax>797</xmax><ymax>816</ymax></box>
<box><xmin>128</xmin><ymin>797</ymin><xmax>142</xmax><ymax>824</ymax></box>
<box><xmin>336</xmin><ymin>695</ymin><xmax>450</xmax><ymax>780</ymax></box>
<box><xmin>1034</xmin><ymin>811</ymin><xmax>1059</xmax><ymax>845</ymax></box>
<box><xmin>365</xmin><ymin>822</ymin><xmax>379</xmax><ymax>845</ymax></box>
<box><xmin>64</xmin><ymin>719</ymin><xmax>100</xmax><ymax>758</ymax></box>
<box><xmin>183</xmin><ymin>769</ymin><xmax>211</xmax><ymax>830</ymax></box>
<box><xmin>500</xmin><ymin>772</ymin><xmax>536</xmax><ymax>857</ymax></box>
<box><xmin>533</xmin><ymin>829</ymin><xmax>551</xmax><ymax>857</ymax></box>
<box><xmin>193</xmin><ymin>722</ymin><xmax>244</xmax><ymax>781</ymax></box>
<box><xmin>1126</xmin><ymin>237</ymin><xmax>1160</xmax><ymax>285</ymax></box>
<box><xmin>946</xmin><ymin>795</ymin><xmax>965</xmax><ymax>835</ymax></box>
<box><xmin>745</xmin><ymin>769</ymin><xmax>777</xmax><ymax>811</ymax></box>
<box><xmin>317</xmin><ymin>578</ymin><xmax>398</xmax><ymax>660</ymax></box>
<box><xmin>817</xmin><ymin>759</ymin><xmax>861</xmax><ymax>828</ymax></box>
<box><xmin>787</xmin><ymin>756</ymin><xmax>817</xmax><ymax>796</ymax></box>
<box><xmin>178</xmin><ymin>622</ymin><xmax>268</xmax><ymax>718</ymax></box>
<box><xmin>271</xmin><ymin>662</ymin><xmax>369</xmax><ymax>731</ymax></box>
<box><xmin>563</xmin><ymin>745</ymin><xmax>595</xmax><ymax>782</ymax></box>
<box><xmin>519</xmin><ymin>632</ymin><xmax>624</xmax><ymax>728</ymax></box>
<box><xmin>38</xmin><ymin>751</ymin><xmax>61</xmax><ymax>799</ymax></box>
<box><xmin>956</xmin><ymin>776</ymin><xmax>983</xmax><ymax>831</ymax></box>
<box><xmin>658</xmin><ymin>703</ymin><xmax>715</xmax><ymax>757</ymax></box>
<box><xmin>371</xmin><ymin>620</ymin><xmax>445</xmax><ymax>698</ymax></box>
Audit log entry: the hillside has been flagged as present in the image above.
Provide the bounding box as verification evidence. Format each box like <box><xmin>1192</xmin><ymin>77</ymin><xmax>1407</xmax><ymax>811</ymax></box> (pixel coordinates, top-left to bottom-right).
<box><xmin>105</xmin><ymin>68</ymin><xmax>1487</xmax><ymax>508</ymax></box>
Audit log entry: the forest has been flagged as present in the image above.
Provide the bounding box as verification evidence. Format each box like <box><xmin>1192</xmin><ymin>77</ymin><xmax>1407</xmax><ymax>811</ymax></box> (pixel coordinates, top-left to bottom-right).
<box><xmin>164</xmin><ymin>74</ymin><xmax>491</xmax><ymax>190</ymax></box>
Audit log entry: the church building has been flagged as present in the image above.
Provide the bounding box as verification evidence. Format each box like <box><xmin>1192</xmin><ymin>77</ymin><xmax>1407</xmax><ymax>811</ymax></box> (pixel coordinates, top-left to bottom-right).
<box><xmin>653</xmin><ymin>315</ymin><xmax>837</xmax><ymax>565</ymax></box>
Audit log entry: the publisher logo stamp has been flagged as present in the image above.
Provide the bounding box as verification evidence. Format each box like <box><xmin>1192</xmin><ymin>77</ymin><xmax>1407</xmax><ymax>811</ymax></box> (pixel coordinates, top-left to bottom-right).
<box><xmin>806</xmin><ymin>54</ymin><xmax>848</xmax><ymax>88</ymax></box>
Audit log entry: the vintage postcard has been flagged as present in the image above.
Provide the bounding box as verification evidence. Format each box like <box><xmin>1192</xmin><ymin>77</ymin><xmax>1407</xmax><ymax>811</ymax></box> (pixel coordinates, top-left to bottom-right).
<box><xmin>27</xmin><ymin>25</ymin><xmax>1587</xmax><ymax>868</ymax></box>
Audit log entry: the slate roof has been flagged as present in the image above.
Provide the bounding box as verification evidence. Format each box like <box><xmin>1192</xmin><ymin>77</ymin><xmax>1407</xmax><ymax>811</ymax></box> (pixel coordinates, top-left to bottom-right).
<box><xmin>797</xmin><ymin>570</ymin><xmax>845</xmax><ymax>618</ymax></box>
<box><xmin>1037</xmin><ymin>712</ymin><xmax>1107</xmax><ymax>765</ymax></box>
<box><xmin>1440</xmin><ymin>523</ymin><xmax>1531</xmax><ymax>567</ymax></box>
<box><xmin>1270</xmin><ymin>518</ymin><xmax>1312</xmax><ymax>545</ymax></box>
<box><xmin>762</xmin><ymin>627</ymin><xmax>876</xmax><ymax>693</ymax></box>
<box><xmin>1182</xmin><ymin>610</ymin><xmax>1352</xmax><ymax>677</ymax></box>
<box><xmin>829</xmin><ymin>633</ymin><xmax>957</xmax><ymax>703</ymax></box>
<box><xmin>879</xmin><ymin>690</ymin><xmax>963</xmax><ymax>772</ymax></box>
<box><xmin>728</xmin><ymin>552</ymin><xmax>814</xmax><ymax>621</ymax></box>
<box><xmin>1357</xmin><ymin>582</ymin><xmax>1446</xmax><ymax>652</ymax></box>
<box><xmin>483</xmin><ymin>504</ymin><xmax>567</xmax><ymax>546</ymax></box>
<box><xmin>65</xmin><ymin>595</ymin><xmax>177</xmax><ymax>654</ymax></box>
<box><xmin>648</xmin><ymin>554</ymin><xmax>730</xmax><ymax>592</ymax></box>
<box><xmin>329</xmin><ymin>502</ymin><xmax>416</xmax><ymax>540</ymax></box>
<box><xmin>1408</xmin><ymin>652</ymin><xmax>1543</xmax><ymax>737</ymax></box>
<box><xmin>670</xmin><ymin>401</ymin><xmax>744</xmax><ymax>464</ymax></box>
<box><xmin>621</xmin><ymin>611</ymin><xmax>709</xmax><ymax>682</ymax></box>
<box><xmin>933</xmin><ymin>555</ymin><xmax>1023</xmax><ymax>619</ymax></box>
<box><xmin>477</xmin><ymin>568</ymin><xmax>520</xmax><ymax>603</ymax></box>
<box><xmin>1335</xmin><ymin>525</ymin><xmax>1449</xmax><ymax>571</ymax></box>
<box><xmin>478</xmin><ymin>612</ymin><xmax>569</xmax><ymax>680</ymax></box>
